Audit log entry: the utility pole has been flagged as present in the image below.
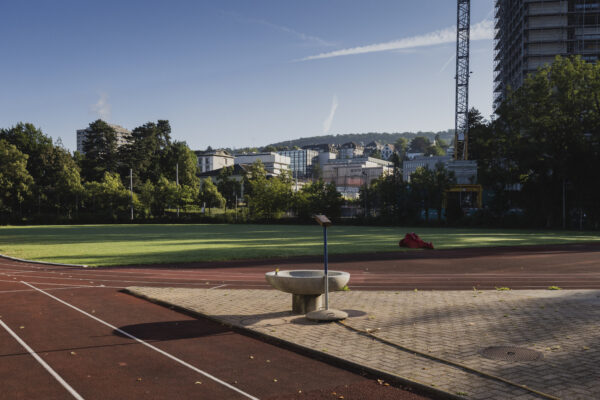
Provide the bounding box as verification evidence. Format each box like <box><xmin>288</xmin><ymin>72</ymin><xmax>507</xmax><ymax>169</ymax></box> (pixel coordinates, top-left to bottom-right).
<box><xmin>454</xmin><ymin>0</ymin><xmax>470</xmax><ymax>160</ymax></box>
<box><xmin>129</xmin><ymin>168</ymin><xmax>134</xmax><ymax>221</ymax></box>
<box><xmin>176</xmin><ymin>163</ymin><xmax>180</xmax><ymax>218</ymax></box>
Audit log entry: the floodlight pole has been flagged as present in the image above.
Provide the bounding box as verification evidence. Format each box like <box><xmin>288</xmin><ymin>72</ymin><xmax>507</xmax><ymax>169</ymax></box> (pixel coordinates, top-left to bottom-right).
<box><xmin>323</xmin><ymin>223</ymin><xmax>329</xmax><ymax>310</ymax></box>
<box><xmin>129</xmin><ymin>168</ymin><xmax>134</xmax><ymax>221</ymax></box>
<box><xmin>176</xmin><ymin>163</ymin><xmax>180</xmax><ymax>217</ymax></box>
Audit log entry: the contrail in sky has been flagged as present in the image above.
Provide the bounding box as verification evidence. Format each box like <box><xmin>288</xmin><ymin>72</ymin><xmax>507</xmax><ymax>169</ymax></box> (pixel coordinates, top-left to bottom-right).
<box><xmin>323</xmin><ymin>95</ymin><xmax>338</xmax><ymax>134</ymax></box>
<box><xmin>300</xmin><ymin>19</ymin><xmax>493</xmax><ymax>61</ymax></box>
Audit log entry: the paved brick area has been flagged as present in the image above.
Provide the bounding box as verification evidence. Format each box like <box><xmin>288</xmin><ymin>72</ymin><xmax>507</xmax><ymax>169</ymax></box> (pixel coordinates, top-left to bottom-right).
<box><xmin>126</xmin><ymin>287</ymin><xmax>600</xmax><ymax>400</ymax></box>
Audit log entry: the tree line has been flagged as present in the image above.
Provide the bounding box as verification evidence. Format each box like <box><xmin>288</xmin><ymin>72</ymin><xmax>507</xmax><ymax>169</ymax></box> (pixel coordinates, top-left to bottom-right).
<box><xmin>0</xmin><ymin>120</ymin><xmax>344</xmax><ymax>223</ymax></box>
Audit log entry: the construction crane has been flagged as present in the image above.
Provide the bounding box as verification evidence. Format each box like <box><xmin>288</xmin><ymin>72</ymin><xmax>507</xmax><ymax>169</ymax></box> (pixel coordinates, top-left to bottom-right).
<box><xmin>454</xmin><ymin>0</ymin><xmax>470</xmax><ymax>161</ymax></box>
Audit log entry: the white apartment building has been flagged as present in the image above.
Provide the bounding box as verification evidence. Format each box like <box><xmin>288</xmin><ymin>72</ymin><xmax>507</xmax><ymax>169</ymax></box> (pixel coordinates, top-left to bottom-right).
<box><xmin>195</xmin><ymin>150</ymin><xmax>234</xmax><ymax>173</ymax></box>
<box><xmin>402</xmin><ymin>155</ymin><xmax>477</xmax><ymax>184</ymax></box>
<box><xmin>234</xmin><ymin>152</ymin><xmax>291</xmax><ymax>176</ymax></box>
<box><xmin>322</xmin><ymin>157</ymin><xmax>393</xmax><ymax>198</ymax></box>
<box><xmin>76</xmin><ymin>123</ymin><xmax>131</xmax><ymax>153</ymax></box>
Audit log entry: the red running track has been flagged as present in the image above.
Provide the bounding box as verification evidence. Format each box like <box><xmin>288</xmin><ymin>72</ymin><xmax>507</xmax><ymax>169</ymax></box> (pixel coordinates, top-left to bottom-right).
<box><xmin>0</xmin><ymin>257</ymin><xmax>429</xmax><ymax>400</ymax></box>
<box><xmin>0</xmin><ymin>243</ymin><xmax>599</xmax><ymax>399</ymax></box>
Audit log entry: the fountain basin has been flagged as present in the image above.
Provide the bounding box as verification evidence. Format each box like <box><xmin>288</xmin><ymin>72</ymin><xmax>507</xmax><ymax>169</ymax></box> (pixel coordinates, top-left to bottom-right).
<box><xmin>265</xmin><ymin>270</ymin><xmax>350</xmax><ymax>314</ymax></box>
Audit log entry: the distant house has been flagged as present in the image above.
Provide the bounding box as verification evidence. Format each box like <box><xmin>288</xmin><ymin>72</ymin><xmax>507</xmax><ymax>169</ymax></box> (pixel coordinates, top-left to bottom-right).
<box><xmin>339</xmin><ymin>142</ymin><xmax>364</xmax><ymax>159</ymax></box>
<box><xmin>381</xmin><ymin>144</ymin><xmax>395</xmax><ymax>160</ymax></box>
<box><xmin>302</xmin><ymin>143</ymin><xmax>337</xmax><ymax>153</ymax></box>
<box><xmin>194</xmin><ymin>149</ymin><xmax>234</xmax><ymax>173</ymax></box>
<box><xmin>364</xmin><ymin>141</ymin><xmax>384</xmax><ymax>153</ymax></box>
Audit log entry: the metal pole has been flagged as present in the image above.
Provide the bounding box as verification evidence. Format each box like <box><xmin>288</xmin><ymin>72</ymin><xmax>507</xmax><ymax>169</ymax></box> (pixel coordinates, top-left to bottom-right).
<box><xmin>562</xmin><ymin>178</ymin><xmax>566</xmax><ymax>229</ymax></box>
<box><xmin>129</xmin><ymin>168</ymin><xmax>133</xmax><ymax>221</ymax></box>
<box><xmin>176</xmin><ymin>163</ymin><xmax>180</xmax><ymax>217</ymax></box>
<box><xmin>324</xmin><ymin>225</ymin><xmax>329</xmax><ymax>310</ymax></box>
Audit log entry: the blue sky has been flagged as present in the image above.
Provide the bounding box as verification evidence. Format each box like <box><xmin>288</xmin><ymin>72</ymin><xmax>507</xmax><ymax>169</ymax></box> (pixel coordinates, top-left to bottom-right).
<box><xmin>0</xmin><ymin>0</ymin><xmax>495</xmax><ymax>151</ymax></box>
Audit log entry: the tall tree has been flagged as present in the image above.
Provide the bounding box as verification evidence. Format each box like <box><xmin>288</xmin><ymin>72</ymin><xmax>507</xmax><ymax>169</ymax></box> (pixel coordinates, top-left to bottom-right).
<box><xmin>408</xmin><ymin>137</ymin><xmax>430</xmax><ymax>153</ymax></box>
<box><xmin>120</xmin><ymin>120</ymin><xmax>173</xmax><ymax>185</ymax></box>
<box><xmin>0</xmin><ymin>140</ymin><xmax>33</xmax><ymax>219</ymax></box>
<box><xmin>295</xmin><ymin>179</ymin><xmax>343</xmax><ymax>220</ymax></box>
<box><xmin>244</xmin><ymin>161</ymin><xmax>292</xmax><ymax>219</ymax></box>
<box><xmin>81</xmin><ymin>120</ymin><xmax>119</xmax><ymax>181</ymax></box>
<box><xmin>494</xmin><ymin>56</ymin><xmax>600</xmax><ymax>226</ymax></box>
<box><xmin>198</xmin><ymin>178</ymin><xmax>225</xmax><ymax>214</ymax></box>
<box><xmin>217</xmin><ymin>166</ymin><xmax>242</xmax><ymax>210</ymax></box>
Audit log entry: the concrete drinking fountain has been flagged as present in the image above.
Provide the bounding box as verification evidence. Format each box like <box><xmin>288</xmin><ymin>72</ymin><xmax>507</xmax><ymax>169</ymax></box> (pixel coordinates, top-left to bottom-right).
<box><xmin>265</xmin><ymin>269</ymin><xmax>350</xmax><ymax>314</ymax></box>
<box><xmin>265</xmin><ymin>215</ymin><xmax>350</xmax><ymax>321</ymax></box>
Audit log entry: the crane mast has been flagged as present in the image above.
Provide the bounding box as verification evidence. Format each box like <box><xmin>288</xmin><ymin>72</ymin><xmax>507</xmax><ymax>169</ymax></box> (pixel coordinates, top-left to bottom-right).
<box><xmin>454</xmin><ymin>0</ymin><xmax>470</xmax><ymax>160</ymax></box>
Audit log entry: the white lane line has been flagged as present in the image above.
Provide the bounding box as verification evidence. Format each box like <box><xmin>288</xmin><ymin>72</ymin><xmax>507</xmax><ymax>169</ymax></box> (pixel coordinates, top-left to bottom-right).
<box><xmin>11</xmin><ymin>274</ymin><xmax>256</xmax><ymax>286</ymax></box>
<box><xmin>21</xmin><ymin>281</ymin><xmax>260</xmax><ymax>400</ymax></box>
<box><xmin>0</xmin><ymin>318</ymin><xmax>85</xmax><ymax>400</ymax></box>
<box><xmin>0</xmin><ymin>285</ymin><xmax>122</xmax><ymax>294</ymax></box>
<box><xmin>209</xmin><ymin>284</ymin><xmax>228</xmax><ymax>290</ymax></box>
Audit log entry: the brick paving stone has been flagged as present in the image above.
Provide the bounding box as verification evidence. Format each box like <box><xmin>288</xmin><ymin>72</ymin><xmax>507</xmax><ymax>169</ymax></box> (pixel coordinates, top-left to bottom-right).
<box><xmin>127</xmin><ymin>287</ymin><xmax>600</xmax><ymax>400</ymax></box>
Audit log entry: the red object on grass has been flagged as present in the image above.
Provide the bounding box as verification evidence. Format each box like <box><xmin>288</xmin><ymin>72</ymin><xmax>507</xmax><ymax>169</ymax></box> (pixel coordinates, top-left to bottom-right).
<box><xmin>399</xmin><ymin>233</ymin><xmax>434</xmax><ymax>249</ymax></box>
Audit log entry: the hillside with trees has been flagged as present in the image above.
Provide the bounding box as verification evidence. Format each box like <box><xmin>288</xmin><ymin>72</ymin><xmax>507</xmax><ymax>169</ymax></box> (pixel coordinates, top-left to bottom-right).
<box><xmin>263</xmin><ymin>130</ymin><xmax>455</xmax><ymax>150</ymax></box>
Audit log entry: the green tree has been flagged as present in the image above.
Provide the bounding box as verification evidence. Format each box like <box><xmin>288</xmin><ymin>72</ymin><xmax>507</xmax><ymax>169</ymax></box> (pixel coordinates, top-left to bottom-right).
<box><xmin>0</xmin><ymin>140</ymin><xmax>33</xmax><ymax>219</ymax></box>
<box><xmin>432</xmin><ymin>163</ymin><xmax>456</xmax><ymax>221</ymax></box>
<box><xmin>424</xmin><ymin>144</ymin><xmax>446</xmax><ymax>156</ymax></box>
<box><xmin>244</xmin><ymin>161</ymin><xmax>292</xmax><ymax>219</ymax></box>
<box><xmin>198</xmin><ymin>178</ymin><xmax>225</xmax><ymax>214</ymax></box>
<box><xmin>84</xmin><ymin>172</ymin><xmax>135</xmax><ymax>220</ymax></box>
<box><xmin>295</xmin><ymin>179</ymin><xmax>343</xmax><ymax>220</ymax></box>
<box><xmin>153</xmin><ymin>176</ymin><xmax>178</xmax><ymax>216</ymax></box>
<box><xmin>49</xmin><ymin>147</ymin><xmax>84</xmax><ymax>218</ymax></box>
<box><xmin>408</xmin><ymin>136</ymin><xmax>430</xmax><ymax>153</ymax></box>
<box><xmin>161</xmin><ymin>141</ymin><xmax>199</xmax><ymax>187</ymax></box>
<box><xmin>492</xmin><ymin>56</ymin><xmax>600</xmax><ymax>226</ymax></box>
<box><xmin>138</xmin><ymin>180</ymin><xmax>155</xmax><ymax>218</ymax></box>
<box><xmin>217</xmin><ymin>166</ymin><xmax>242</xmax><ymax>210</ymax></box>
<box><xmin>81</xmin><ymin>120</ymin><xmax>119</xmax><ymax>181</ymax></box>
<box><xmin>394</xmin><ymin>137</ymin><xmax>409</xmax><ymax>158</ymax></box>
<box><xmin>410</xmin><ymin>166</ymin><xmax>436</xmax><ymax>221</ymax></box>
<box><xmin>0</xmin><ymin>123</ymin><xmax>83</xmax><ymax>218</ymax></box>
<box><xmin>119</xmin><ymin>120</ymin><xmax>173</xmax><ymax>187</ymax></box>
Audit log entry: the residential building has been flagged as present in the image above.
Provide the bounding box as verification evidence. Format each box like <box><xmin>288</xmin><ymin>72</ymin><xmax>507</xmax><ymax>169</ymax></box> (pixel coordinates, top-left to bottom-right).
<box><xmin>494</xmin><ymin>0</ymin><xmax>600</xmax><ymax>107</ymax></box>
<box><xmin>315</xmin><ymin>152</ymin><xmax>337</xmax><ymax>169</ymax></box>
<box><xmin>402</xmin><ymin>156</ymin><xmax>477</xmax><ymax>184</ymax></box>
<box><xmin>76</xmin><ymin>123</ymin><xmax>131</xmax><ymax>153</ymax></box>
<box><xmin>405</xmin><ymin>152</ymin><xmax>425</xmax><ymax>160</ymax></box>
<box><xmin>381</xmin><ymin>144</ymin><xmax>396</xmax><ymax>160</ymax></box>
<box><xmin>302</xmin><ymin>143</ymin><xmax>337</xmax><ymax>153</ymax></box>
<box><xmin>234</xmin><ymin>152</ymin><xmax>291</xmax><ymax>176</ymax></box>
<box><xmin>195</xmin><ymin>149</ymin><xmax>234</xmax><ymax>173</ymax></box>
<box><xmin>364</xmin><ymin>141</ymin><xmax>384</xmax><ymax>155</ymax></box>
<box><xmin>322</xmin><ymin>157</ymin><xmax>393</xmax><ymax>198</ymax></box>
<box><xmin>339</xmin><ymin>142</ymin><xmax>364</xmax><ymax>159</ymax></box>
<box><xmin>277</xmin><ymin>149</ymin><xmax>318</xmax><ymax>178</ymax></box>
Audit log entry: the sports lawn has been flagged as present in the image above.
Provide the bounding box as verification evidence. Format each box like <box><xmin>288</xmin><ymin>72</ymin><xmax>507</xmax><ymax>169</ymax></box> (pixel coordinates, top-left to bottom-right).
<box><xmin>1</xmin><ymin>224</ymin><xmax>599</xmax><ymax>267</ymax></box>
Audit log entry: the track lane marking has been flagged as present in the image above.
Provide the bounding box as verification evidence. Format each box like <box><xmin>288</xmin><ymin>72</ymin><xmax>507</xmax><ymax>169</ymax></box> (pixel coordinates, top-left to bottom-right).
<box><xmin>0</xmin><ymin>318</ymin><xmax>85</xmax><ymax>400</ymax></box>
<box><xmin>21</xmin><ymin>281</ymin><xmax>260</xmax><ymax>400</ymax></box>
<box><xmin>209</xmin><ymin>284</ymin><xmax>228</xmax><ymax>290</ymax></box>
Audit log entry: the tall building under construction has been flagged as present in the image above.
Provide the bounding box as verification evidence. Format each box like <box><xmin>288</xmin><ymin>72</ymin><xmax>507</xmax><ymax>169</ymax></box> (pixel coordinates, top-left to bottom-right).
<box><xmin>494</xmin><ymin>0</ymin><xmax>600</xmax><ymax>107</ymax></box>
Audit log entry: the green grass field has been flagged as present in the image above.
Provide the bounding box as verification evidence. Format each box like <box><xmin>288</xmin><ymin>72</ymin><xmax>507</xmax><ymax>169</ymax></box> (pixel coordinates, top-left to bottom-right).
<box><xmin>1</xmin><ymin>224</ymin><xmax>599</xmax><ymax>267</ymax></box>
